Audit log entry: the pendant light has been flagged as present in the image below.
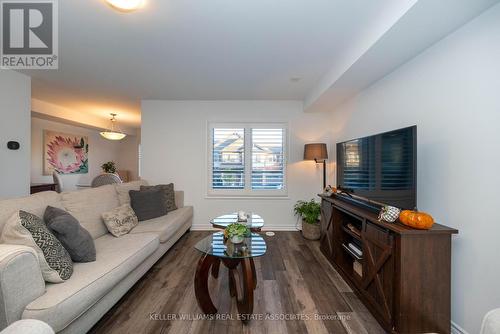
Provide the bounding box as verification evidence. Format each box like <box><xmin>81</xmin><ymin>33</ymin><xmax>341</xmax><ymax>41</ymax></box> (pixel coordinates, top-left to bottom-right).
<box><xmin>100</xmin><ymin>113</ymin><xmax>127</xmax><ymax>141</ymax></box>
<box><xmin>105</xmin><ymin>0</ymin><xmax>144</xmax><ymax>12</ymax></box>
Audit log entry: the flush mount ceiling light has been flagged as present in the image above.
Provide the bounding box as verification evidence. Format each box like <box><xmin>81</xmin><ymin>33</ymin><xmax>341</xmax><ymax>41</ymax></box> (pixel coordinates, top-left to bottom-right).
<box><xmin>105</xmin><ymin>0</ymin><xmax>144</xmax><ymax>12</ymax></box>
<box><xmin>100</xmin><ymin>113</ymin><xmax>127</xmax><ymax>141</ymax></box>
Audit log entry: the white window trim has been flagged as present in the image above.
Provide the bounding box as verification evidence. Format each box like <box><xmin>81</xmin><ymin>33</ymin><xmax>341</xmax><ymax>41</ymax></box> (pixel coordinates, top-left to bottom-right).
<box><xmin>207</xmin><ymin>122</ymin><xmax>289</xmax><ymax>198</ymax></box>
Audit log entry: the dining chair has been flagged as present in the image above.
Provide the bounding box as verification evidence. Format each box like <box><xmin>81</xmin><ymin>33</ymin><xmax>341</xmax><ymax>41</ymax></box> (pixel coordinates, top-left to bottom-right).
<box><xmin>91</xmin><ymin>173</ymin><xmax>122</xmax><ymax>188</ymax></box>
<box><xmin>52</xmin><ymin>171</ymin><xmax>63</xmax><ymax>193</ymax></box>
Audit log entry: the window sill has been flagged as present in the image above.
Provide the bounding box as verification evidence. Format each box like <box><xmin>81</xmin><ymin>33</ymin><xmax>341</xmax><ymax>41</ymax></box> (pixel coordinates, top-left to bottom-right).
<box><xmin>205</xmin><ymin>195</ymin><xmax>290</xmax><ymax>200</ymax></box>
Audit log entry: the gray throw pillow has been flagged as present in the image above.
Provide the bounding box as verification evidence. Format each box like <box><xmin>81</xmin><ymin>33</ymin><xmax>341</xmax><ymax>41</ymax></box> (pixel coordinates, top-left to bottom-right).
<box><xmin>140</xmin><ymin>184</ymin><xmax>177</xmax><ymax>212</ymax></box>
<box><xmin>44</xmin><ymin>206</ymin><xmax>96</xmax><ymax>262</ymax></box>
<box><xmin>129</xmin><ymin>188</ymin><xmax>168</xmax><ymax>221</ymax></box>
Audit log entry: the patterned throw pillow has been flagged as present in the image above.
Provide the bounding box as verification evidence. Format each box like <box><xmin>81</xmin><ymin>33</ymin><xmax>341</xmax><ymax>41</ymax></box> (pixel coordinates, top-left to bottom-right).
<box><xmin>140</xmin><ymin>184</ymin><xmax>177</xmax><ymax>212</ymax></box>
<box><xmin>1</xmin><ymin>210</ymin><xmax>73</xmax><ymax>283</ymax></box>
<box><xmin>102</xmin><ymin>204</ymin><xmax>139</xmax><ymax>237</ymax></box>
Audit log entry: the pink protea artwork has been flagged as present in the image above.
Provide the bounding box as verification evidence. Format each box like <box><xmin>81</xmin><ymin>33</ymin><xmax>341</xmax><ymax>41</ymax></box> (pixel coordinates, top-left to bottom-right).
<box><xmin>44</xmin><ymin>131</ymin><xmax>88</xmax><ymax>175</ymax></box>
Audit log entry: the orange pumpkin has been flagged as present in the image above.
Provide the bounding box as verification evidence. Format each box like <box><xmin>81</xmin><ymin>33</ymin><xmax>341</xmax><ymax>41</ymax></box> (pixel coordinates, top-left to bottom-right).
<box><xmin>399</xmin><ymin>210</ymin><xmax>434</xmax><ymax>230</ymax></box>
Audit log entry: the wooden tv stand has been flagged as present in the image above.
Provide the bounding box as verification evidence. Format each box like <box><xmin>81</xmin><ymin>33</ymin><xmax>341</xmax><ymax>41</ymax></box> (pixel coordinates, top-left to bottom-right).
<box><xmin>319</xmin><ymin>194</ymin><xmax>458</xmax><ymax>333</ymax></box>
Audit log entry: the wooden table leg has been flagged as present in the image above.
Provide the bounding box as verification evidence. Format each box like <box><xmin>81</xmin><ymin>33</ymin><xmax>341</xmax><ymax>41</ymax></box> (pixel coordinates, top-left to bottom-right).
<box><xmin>238</xmin><ymin>258</ymin><xmax>255</xmax><ymax>322</ymax></box>
<box><xmin>223</xmin><ymin>258</ymin><xmax>255</xmax><ymax>323</ymax></box>
<box><xmin>211</xmin><ymin>258</ymin><xmax>221</xmax><ymax>278</ymax></box>
<box><xmin>194</xmin><ymin>254</ymin><xmax>217</xmax><ymax>314</ymax></box>
<box><xmin>250</xmin><ymin>258</ymin><xmax>257</xmax><ymax>289</ymax></box>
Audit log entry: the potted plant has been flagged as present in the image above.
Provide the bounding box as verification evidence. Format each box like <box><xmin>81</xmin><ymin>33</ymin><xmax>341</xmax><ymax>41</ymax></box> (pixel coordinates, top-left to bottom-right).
<box><xmin>101</xmin><ymin>161</ymin><xmax>117</xmax><ymax>174</ymax></box>
<box><xmin>224</xmin><ymin>223</ymin><xmax>250</xmax><ymax>244</ymax></box>
<box><xmin>294</xmin><ymin>199</ymin><xmax>321</xmax><ymax>240</ymax></box>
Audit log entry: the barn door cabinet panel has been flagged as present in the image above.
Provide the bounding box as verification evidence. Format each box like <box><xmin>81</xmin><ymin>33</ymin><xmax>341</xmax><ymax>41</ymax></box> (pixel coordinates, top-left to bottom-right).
<box><xmin>318</xmin><ymin>194</ymin><xmax>458</xmax><ymax>334</ymax></box>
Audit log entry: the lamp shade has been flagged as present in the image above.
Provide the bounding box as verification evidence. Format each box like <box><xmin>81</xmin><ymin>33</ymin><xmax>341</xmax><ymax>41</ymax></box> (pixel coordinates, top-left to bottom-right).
<box><xmin>304</xmin><ymin>143</ymin><xmax>328</xmax><ymax>161</ymax></box>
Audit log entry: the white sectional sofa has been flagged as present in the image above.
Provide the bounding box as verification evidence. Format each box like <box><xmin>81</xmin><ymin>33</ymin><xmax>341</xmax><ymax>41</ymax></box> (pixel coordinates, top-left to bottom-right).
<box><xmin>0</xmin><ymin>181</ymin><xmax>193</xmax><ymax>333</ymax></box>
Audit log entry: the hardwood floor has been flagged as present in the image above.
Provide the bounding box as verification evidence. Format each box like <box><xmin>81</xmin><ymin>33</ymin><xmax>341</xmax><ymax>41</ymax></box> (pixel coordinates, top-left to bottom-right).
<box><xmin>89</xmin><ymin>231</ymin><xmax>385</xmax><ymax>334</ymax></box>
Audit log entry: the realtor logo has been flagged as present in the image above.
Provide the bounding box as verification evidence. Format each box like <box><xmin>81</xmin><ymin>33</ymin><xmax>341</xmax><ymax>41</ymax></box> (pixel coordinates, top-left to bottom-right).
<box><xmin>1</xmin><ymin>0</ymin><xmax>58</xmax><ymax>69</ymax></box>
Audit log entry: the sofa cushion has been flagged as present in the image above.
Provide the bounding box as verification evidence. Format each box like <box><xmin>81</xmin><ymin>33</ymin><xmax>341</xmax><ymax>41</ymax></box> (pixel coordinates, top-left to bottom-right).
<box><xmin>129</xmin><ymin>188</ymin><xmax>167</xmax><ymax>221</ymax></box>
<box><xmin>44</xmin><ymin>206</ymin><xmax>96</xmax><ymax>263</ymax></box>
<box><xmin>129</xmin><ymin>206</ymin><xmax>193</xmax><ymax>243</ymax></box>
<box><xmin>101</xmin><ymin>204</ymin><xmax>138</xmax><ymax>237</ymax></box>
<box><xmin>114</xmin><ymin>180</ymin><xmax>148</xmax><ymax>206</ymax></box>
<box><xmin>1</xmin><ymin>211</ymin><xmax>73</xmax><ymax>283</ymax></box>
<box><xmin>23</xmin><ymin>233</ymin><xmax>159</xmax><ymax>332</ymax></box>
<box><xmin>61</xmin><ymin>185</ymin><xmax>119</xmax><ymax>239</ymax></box>
<box><xmin>0</xmin><ymin>192</ymin><xmax>63</xmax><ymax>234</ymax></box>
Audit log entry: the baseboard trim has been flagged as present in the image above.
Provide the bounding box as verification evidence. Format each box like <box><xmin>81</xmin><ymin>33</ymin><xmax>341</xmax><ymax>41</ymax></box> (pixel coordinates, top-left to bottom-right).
<box><xmin>190</xmin><ymin>224</ymin><xmax>299</xmax><ymax>231</ymax></box>
<box><xmin>451</xmin><ymin>321</ymin><xmax>469</xmax><ymax>334</ymax></box>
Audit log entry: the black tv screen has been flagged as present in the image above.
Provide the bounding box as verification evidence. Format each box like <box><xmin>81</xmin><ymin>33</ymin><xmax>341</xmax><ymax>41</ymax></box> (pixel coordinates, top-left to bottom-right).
<box><xmin>336</xmin><ymin>126</ymin><xmax>416</xmax><ymax>210</ymax></box>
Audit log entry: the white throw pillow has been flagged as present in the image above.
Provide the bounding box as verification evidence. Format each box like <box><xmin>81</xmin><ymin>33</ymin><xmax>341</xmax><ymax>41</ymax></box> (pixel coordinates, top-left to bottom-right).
<box><xmin>102</xmin><ymin>204</ymin><xmax>139</xmax><ymax>237</ymax></box>
<box><xmin>1</xmin><ymin>210</ymin><xmax>73</xmax><ymax>283</ymax></box>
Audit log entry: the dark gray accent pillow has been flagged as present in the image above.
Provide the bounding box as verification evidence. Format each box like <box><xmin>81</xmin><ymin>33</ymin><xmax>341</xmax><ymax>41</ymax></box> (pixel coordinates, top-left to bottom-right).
<box><xmin>129</xmin><ymin>188</ymin><xmax>168</xmax><ymax>221</ymax></box>
<box><xmin>140</xmin><ymin>184</ymin><xmax>177</xmax><ymax>212</ymax></box>
<box><xmin>44</xmin><ymin>206</ymin><xmax>96</xmax><ymax>262</ymax></box>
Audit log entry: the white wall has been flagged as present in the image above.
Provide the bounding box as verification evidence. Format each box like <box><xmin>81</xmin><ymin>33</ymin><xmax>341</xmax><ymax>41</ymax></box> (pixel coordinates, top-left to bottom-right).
<box><xmin>328</xmin><ymin>4</ymin><xmax>500</xmax><ymax>333</ymax></box>
<box><xmin>115</xmin><ymin>131</ymin><xmax>140</xmax><ymax>182</ymax></box>
<box><xmin>31</xmin><ymin>117</ymin><xmax>139</xmax><ymax>191</ymax></box>
<box><xmin>0</xmin><ymin>71</ymin><xmax>31</xmax><ymax>199</ymax></box>
<box><xmin>141</xmin><ymin>100</ymin><xmax>334</xmax><ymax>230</ymax></box>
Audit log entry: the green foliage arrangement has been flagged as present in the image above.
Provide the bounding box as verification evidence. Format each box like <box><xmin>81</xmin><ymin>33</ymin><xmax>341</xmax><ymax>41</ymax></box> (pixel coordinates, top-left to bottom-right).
<box><xmin>224</xmin><ymin>223</ymin><xmax>251</xmax><ymax>238</ymax></box>
<box><xmin>101</xmin><ymin>161</ymin><xmax>117</xmax><ymax>174</ymax></box>
<box><xmin>294</xmin><ymin>199</ymin><xmax>321</xmax><ymax>225</ymax></box>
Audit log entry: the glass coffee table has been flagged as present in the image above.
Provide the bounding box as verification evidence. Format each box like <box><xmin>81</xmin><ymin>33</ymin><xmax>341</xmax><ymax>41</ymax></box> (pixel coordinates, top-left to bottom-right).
<box><xmin>193</xmin><ymin>232</ymin><xmax>266</xmax><ymax>322</ymax></box>
<box><xmin>210</xmin><ymin>213</ymin><xmax>264</xmax><ymax>232</ymax></box>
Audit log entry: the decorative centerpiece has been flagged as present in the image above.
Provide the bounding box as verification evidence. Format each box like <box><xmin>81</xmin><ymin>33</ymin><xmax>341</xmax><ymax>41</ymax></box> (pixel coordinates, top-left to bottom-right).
<box><xmin>294</xmin><ymin>199</ymin><xmax>321</xmax><ymax>240</ymax></box>
<box><xmin>399</xmin><ymin>209</ymin><xmax>435</xmax><ymax>230</ymax></box>
<box><xmin>224</xmin><ymin>223</ymin><xmax>251</xmax><ymax>244</ymax></box>
<box><xmin>237</xmin><ymin>210</ymin><xmax>248</xmax><ymax>222</ymax></box>
<box><xmin>378</xmin><ymin>205</ymin><xmax>401</xmax><ymax>223</ymax></box>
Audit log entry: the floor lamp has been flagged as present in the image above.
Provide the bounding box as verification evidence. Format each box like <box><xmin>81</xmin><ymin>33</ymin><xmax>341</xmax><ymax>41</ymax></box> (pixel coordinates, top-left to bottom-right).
<box><xmin>304</xmin><ymin>143</ymin><xmax>328</xmax><ymax>190</ymax></box>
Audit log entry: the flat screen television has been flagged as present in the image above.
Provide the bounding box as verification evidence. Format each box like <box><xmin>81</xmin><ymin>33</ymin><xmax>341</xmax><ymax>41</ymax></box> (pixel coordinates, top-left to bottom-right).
<box><xmin>336</xmin><ymin>126</ymin><xmax>416</xmax><ymax>211</ymax></box>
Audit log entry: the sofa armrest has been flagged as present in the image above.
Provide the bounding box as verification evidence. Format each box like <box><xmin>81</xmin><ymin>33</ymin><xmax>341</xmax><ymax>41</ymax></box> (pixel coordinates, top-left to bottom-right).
<box><xmin>175</xmin><ymin>191</ymin><xmax>184</xmax><ymax>208</ymax></box>
<box><xmin>0</xmin><ymin>245</ymin><xmax>45</xmax><ymax>330</ymax></box>
<box><xmin>0</xmin><ymin>320</ymin><xmax>53</xmax><ymax>334</ymax></box>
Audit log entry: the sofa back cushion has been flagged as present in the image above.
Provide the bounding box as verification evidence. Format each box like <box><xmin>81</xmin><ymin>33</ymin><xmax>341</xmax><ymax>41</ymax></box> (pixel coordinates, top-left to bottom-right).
<box><xmin>114</xmin><ymin>180</ymin><xmax>148</xmax><ymax>206</ymax></box>
<box><xmin>174</xmin><ymin>191</ymin><xmax>184</xmax><ymax>209</ymax></box>
<box><xmin>61</xmin><ymin>185</ymin><xmax>119</xmax><ymax>239</ymax></box>
<box><xmin>0</xmin><ymin>191</ymin><xmax>63</xmax><ymax>234</ymax></box>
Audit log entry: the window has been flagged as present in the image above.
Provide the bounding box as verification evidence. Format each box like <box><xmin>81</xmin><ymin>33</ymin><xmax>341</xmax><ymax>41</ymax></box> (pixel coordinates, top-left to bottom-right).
<box><xmin>208</xmin><ymin>123</ymin><xmax>287</xmax><ymax>196</ymax></box>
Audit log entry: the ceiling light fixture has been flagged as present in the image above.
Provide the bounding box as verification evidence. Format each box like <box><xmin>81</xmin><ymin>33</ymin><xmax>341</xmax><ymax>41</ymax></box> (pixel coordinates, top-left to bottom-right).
<box><xmin>105</xmin><ymin>0</ymin><xmax>144</xmax><ymax>12</ymax></box>
<box><xmin>100</xmin><ymin>113</ymin><xmax>127</xmax><ymax>141</ymax></box>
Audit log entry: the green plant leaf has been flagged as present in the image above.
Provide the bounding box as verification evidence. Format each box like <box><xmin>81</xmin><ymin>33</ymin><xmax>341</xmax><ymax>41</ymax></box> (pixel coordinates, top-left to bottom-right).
<box><xmin>294</xmin><ymin>199</ymin><xmax>320</xmax><ymax>224</ymax></box>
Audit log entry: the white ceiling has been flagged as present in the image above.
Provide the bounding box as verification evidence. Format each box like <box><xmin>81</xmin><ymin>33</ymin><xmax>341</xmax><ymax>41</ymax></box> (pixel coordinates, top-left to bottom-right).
<box><xmin>23</xmin><ymin>0</ymin><xmax>498</xmax><ymax>128</ymax></box>
<box><xmin>24</xmin><ymin>0</ymin><xmax>414</xmax><ymax>127</ymax></box>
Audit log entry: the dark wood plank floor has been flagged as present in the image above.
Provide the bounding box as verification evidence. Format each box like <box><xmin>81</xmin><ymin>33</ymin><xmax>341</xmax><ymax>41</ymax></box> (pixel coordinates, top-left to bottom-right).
<box><xmin>89</xmin><ymin>231</ymin><xmax>385</xmax><ymax>334</ymax></box>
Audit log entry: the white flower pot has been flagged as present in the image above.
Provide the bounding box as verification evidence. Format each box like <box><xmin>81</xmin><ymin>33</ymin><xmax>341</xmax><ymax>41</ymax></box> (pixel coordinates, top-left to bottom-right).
<box><xmin>230</xmin><ymin>235</ymin><xmax>244</xmax><ymax>244</ymax></box>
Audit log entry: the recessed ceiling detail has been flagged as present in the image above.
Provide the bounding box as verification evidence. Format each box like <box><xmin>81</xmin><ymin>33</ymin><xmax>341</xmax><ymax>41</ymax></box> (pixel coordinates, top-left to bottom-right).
<box><xmin>22</xmin><ymin>0</ymin><xmax>499</xmax><ymax>127</ymax></box>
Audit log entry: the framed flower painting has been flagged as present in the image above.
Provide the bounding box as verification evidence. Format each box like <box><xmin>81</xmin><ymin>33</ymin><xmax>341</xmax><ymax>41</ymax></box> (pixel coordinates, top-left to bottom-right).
<box><xmin>43</xmin><ymin>131</ymin><xmax>89</xmax><ymax>175</ymax></box>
